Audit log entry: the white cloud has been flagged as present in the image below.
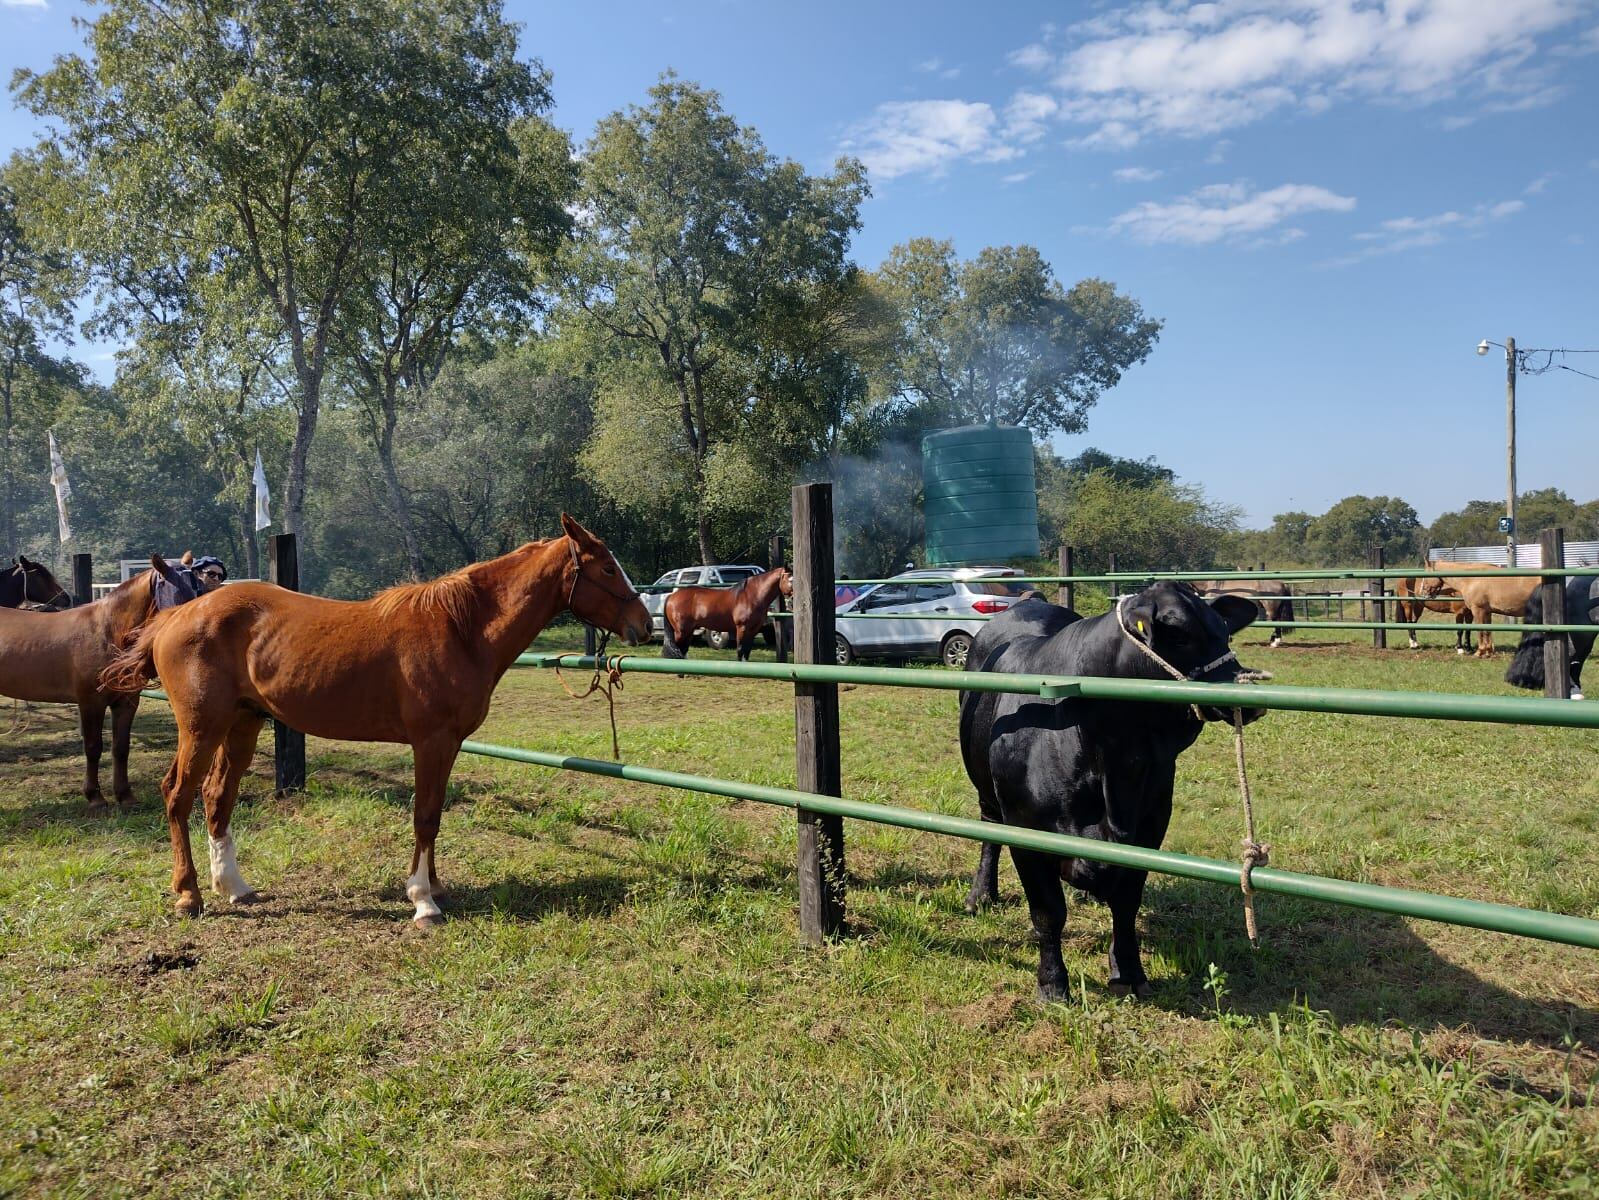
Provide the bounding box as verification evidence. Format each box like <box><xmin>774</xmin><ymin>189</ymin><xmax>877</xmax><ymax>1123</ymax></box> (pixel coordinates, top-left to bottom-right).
<box><xmin>1001</xmin><ymin>172</ymin><xmax>1034</xmax><ymax>185</ymax></box>
<box><xmin>1327</xmin><ymin>196</ymin><xmax>1525</xmax><ymax>263</ymax></box>
<box><xmin>1112</xmin><ymin>165</ymin><xmax>1165</xmax><ymax>182</ymax></box>
<box><xmin>843</xmin><ymin>100</ymin><xmax>1002</xmax><ymax>179</ymax></box>
<box><xmin>1</xmin><ymin>0</ymin><xmax>49</xmax><ymax>8</ymax></box>
<box><xmin>1102</xmin><ymin>180</ymin><xmax>1356</xmax><ymax>244</ymax></box>
<box><xmin>1524</xmin><ymin>172</ymin><xmax>1555</xmax><ymax>194</ymax></box>
<box><xmin>1004</xmin><ymin>91</ymin><xmax>1058</xmax><ymax>142</ymax></box>
<box><xmin>916</xmin><ymin>56</ymin><xmax>962</xmax><ymax>80</ymax></box>
<box><xmin>1022</xmin><ymin>1</ymin><xmax>1589</xmax><ymax>146</ymax></box>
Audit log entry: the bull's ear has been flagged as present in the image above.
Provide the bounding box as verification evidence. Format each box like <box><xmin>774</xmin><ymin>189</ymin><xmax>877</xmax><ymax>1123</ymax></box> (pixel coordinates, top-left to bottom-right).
<box><xmin>1122</xmin><ymin>597</ymin><xmax>1158</xmax><ymax>644</ymax></box>
<box><xmin>1210</xmin><ymin>593</ymin><xmax>1258</xmax><ymax>634</ymax></box>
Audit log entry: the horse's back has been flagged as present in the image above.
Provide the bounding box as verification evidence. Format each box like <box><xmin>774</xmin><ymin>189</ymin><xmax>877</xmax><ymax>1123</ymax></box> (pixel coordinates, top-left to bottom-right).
<box><xmin>0</xmin><ymin>604</ymin><xmax>117</xmax><ymax>704</ymax></box>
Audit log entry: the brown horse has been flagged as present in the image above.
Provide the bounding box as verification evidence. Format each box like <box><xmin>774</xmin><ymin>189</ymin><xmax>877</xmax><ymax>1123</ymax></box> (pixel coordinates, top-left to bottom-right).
<box><xmin>1422</xmin><ymin>565</ymin><xmax>1538</xmax><ymax>657</ymax></box>
<box><xmin>1394</xmin><ymin>560</ymin><xmax>1497</xmax><ymax>652</ymax></box>
<box><xmin>0</xmin><ymin>561</ymin><xmax>180</xmax><ymax>809</ymax></box>
<box><xmin>1190</xmin><ymin>579</ymin><xmax>1294</xmax><ymax>647</ymax></box>
<box><xmin>100</xmin><ymin>515</ymin><xmax>650</xmax><ymax>927</ymax></box>
<box><xmin>660</xmin><ymin>566</ymin><xmax>793</xmax><ymax>661</ymax></box>
<box><xmin>1</xmin><ymin>555</ymin><xmax>72</xmax><ymax>610</ymax></box>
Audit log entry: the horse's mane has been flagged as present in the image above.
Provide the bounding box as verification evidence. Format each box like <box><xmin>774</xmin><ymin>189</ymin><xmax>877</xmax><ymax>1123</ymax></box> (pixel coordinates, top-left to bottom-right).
<box><xmin>372</xmin><ymin>568</ymin><xmax>479</xmax><ymax>635</ymax></box>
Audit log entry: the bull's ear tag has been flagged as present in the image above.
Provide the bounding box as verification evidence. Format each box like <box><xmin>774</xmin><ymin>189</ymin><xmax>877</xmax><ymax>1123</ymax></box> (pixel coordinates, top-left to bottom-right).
<box><xmin>1136</xmin><ymin>620</ymin><xmax>1145</xmax><ymax>634</ymax></box>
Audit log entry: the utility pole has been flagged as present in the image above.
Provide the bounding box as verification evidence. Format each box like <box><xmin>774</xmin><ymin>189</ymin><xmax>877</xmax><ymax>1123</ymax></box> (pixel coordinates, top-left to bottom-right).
<box><xmin>1505</xmin><ymin>336</ymin><xmax>1517</xmax><ymax>568</ymax></box>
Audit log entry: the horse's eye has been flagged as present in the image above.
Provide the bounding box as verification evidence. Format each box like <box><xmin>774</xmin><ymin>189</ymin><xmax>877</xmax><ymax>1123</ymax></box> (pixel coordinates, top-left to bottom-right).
<box><xmin>604</xmin><ymin>566</ymin><xmax>617</xmax><ymax>576</ymax></box>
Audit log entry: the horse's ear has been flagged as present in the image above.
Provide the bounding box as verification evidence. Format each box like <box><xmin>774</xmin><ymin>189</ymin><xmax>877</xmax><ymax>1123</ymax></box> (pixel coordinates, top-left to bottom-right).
<box><xmin>17</xmin><ymin>554</ymin><xmax>33</xmax><ymax>568</ymax></box>
<box><xmin>560</xmin><ymin>513</ymin><xmax>594</xmax><ymax>545</ymax></box>
<box><xmin>180</xmin><ymin>550</ymin><xmax>195</xmax><ymax>565</ymax></box>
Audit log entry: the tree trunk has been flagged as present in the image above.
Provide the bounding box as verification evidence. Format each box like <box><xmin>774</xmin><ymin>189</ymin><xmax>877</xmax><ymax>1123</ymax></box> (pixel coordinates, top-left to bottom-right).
<box><xmin>377</xmin><ymin>400</ymin><xmax>425</xmax><ymax>579</ymax></box>
<box><xmin>2</xmin><ymin>365</ymin><xmax>13</xmax><ymax>561</ymax></box>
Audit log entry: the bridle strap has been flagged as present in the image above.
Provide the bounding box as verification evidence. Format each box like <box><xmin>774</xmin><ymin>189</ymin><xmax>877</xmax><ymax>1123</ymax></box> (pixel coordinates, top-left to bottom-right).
<box><xmin>566</xmin><ymin>537</ymin><xmax>638</xmax><ymax>610</ymax></box>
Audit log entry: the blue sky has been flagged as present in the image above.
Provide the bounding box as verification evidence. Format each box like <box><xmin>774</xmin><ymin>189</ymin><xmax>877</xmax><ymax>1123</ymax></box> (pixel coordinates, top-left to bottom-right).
<box><xmin>3</xmin><ymin>0</ymin><xmax>1596</xmax><ymax>527</ymax></box>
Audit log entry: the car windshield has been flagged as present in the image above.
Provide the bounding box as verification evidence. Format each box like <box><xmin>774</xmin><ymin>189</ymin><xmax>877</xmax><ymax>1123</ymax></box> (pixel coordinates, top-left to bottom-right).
<box><xmin>964</xmin><ymin>580</ymin><xmax>1031</xmax><ymax>597</ymax></box>
<box><xmin>719</xmin><ymin>568</ymin><xmax>760</xmax><ymax>583</ymax></box>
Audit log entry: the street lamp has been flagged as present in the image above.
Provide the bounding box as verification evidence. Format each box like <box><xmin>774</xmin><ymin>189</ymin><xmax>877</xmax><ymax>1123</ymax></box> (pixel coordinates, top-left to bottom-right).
<box><xmin>1476</xmin><ymin>337</ymin><xmax>1518</xmax><ymax>566</ymax></box>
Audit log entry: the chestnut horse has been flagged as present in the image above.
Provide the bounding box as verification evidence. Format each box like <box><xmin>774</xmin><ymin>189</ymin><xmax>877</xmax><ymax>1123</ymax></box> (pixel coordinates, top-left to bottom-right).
<box><xmin>0</xmin><ymin>561</ymin><xmax>183</xmax><ymax>808</ymax></box>
<box><xmin>100</xmin><ymin>515</ymin><xmax>650</xmax><ymax>927</ymax></box>
<box><xmin>660</xmin><ymin>566</ymin><xmax>792</xmax><ymax>661</ymax></box>
<box><xmin>1422</xmin><ymin>566</ymin><xmax>1538</xmax><ymax>657</ymax></box>
<box><xmin>1</xmin><ymin>555</ymin><xmax>72</xmax><ymax>610</ymax></box>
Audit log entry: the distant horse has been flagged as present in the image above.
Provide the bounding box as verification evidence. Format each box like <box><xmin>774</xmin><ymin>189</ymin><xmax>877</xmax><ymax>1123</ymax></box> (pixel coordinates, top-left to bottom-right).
<box><xmin>1422</xmin><ymin>569</ymin><xmax>1538</xmax><ymax>657</ymax></box>
<box><xmin>0</xmin><ymin>556</ymin><xmax>199</xmax><ymax>809</ymax></box>
<box><xmin>1190</xmin><ymin>578</ymin><xmax>1294</xmax><ymax>647</ymax></box>
<box><xmin>1394</xmin><ymin>560</ymin><xmax>1499</xmax><ymax>653</ymax></box>
<box><xmin>1</xmin><ymin>555</ymin><xmax>72</xmax><ymax>610</ymax></box>
<box><xmin>100</xmin><ymin>515</ymin><xmax>650</xmax><ymax>927</ymax></box>
<box><xmin>1505</xmin><ymin>575</ymin><xmax>1599</xmax><ymax>700</ymax></box>
<box><xmin>661</xmin><ymin>566</ymin><xmax>792</xmax><ymax>661</ymax></box>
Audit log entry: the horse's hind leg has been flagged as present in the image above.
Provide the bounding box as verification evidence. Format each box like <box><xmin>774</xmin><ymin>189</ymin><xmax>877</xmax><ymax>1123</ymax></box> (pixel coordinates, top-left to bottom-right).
<box><xmin>201</xmin><ymin>716</ymin><xmax>266</xmax><ymax>904</ymax></box>
<box><xmin>407</xmin><ymin>736</ymin><xmax>461</xmax><ymax>929</ymax></box>
<box><xmin>163</xmin><ymin>728</ymin><xmax>227</xmax><ymax>918</ymax></box>
<box><xmin>79</xmin><ymin>699</ymin><xmax>108</xmax><ymax>812</ymax></box>
<box><xmin>110</xmin><ymin>696</ymin><xmax>138</xmax><ymax>807</ymax></box>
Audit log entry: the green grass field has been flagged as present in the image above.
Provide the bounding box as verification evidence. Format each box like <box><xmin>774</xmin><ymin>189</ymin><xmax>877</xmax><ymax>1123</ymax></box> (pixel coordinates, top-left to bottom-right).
<box><xmin>2</xmin><ymin>619</ymin><xmax>1596</xmax><ymax>1198</ymax></box>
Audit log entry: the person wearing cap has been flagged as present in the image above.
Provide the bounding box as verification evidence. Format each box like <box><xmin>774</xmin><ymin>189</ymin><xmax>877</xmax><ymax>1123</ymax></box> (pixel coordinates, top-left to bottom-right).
<box><xmin>190</xmin><ymin>556</ymin><xmax>227</xmax><ymax>591</ymax></box>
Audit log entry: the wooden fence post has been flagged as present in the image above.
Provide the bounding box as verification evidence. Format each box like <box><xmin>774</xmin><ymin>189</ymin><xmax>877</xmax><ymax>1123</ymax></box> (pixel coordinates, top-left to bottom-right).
<box><xmin>71</xmin><ymin>553</ymin><xmax>92</xmax><ymax>607</ymax></box>
<box><xmin>770</xmin><ymin>533</ymin><xmax>789</xmax><ymax>664</ymax></box>
<box><xmin>1108</xmin><ymin>553</ymin><xmax>1119</xmax><ymax>599</ymax></box>
<box><xmin>268</xmin><ymin>533</ymin><xmax>307</xmax><ymax>795</ymax></box>
<box><xmin>1369</xmin><ymin>547</ymin><xmax>1387</xmax><ymax>650</ymax></box>
<box><xmin>792</xmin><ymin>483</ymin><xmax>844</xmax><ymax>942</ymax></box>
<box><xmin>1539</xmin><ymin>527</ymin><xmax>1569</xmax><ymax>700</ymax></box>
<box><xmin>1058</xmin><ymin>545</ymin><xmax>1074</xmax><ymax>610</ymax></box>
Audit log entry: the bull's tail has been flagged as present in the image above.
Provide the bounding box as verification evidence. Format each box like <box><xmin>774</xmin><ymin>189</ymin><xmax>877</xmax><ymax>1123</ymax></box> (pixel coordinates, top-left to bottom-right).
<box><xmin>99</xmin><ymin>617</ymin><xmax>164</xmax><ymax>694</ymax></box>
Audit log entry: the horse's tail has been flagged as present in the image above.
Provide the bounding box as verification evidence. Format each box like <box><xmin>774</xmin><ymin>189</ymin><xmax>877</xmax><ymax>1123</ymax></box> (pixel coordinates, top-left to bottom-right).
<box><xmin>99</xmin><ymin>616</ymin><xmax>165</xmax><ymax>694</ymax></box>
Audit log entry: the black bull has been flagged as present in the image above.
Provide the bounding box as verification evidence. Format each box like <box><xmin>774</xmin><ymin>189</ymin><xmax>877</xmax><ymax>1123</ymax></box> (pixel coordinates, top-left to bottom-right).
<box><xmin>1505</xmin><ymin>575</ymin><xmax>1599</xmax><ymax>700</ymax></box>
<box><xmin>959</xmin><ymin>583</ymin><xmax>1262</xmax><ymax>1002</ymax></box>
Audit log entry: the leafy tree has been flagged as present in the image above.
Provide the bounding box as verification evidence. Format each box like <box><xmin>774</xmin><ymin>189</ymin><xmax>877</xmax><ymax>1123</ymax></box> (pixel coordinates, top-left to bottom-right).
<box><xmin>1307</xmin><ymin>495</ymin><xmax>1421</xmax><ymax>564</ymax></box>
<box><xmin>338</xmin><ymin>89</ymin><xmax>574</xmax><ymax>578</ymax></box>
<box><xmin>0</xmin><ymin>166</ymin><xmax>75</xmax><ymax>557</ymax></box>
<box><xmin>1039</xmin><ymin>468</ymin><xmax>1240</xmax><ymax>573</ymax></box>
<box><xmin>1057</xmin><ymin>446</ymin><xmax>1174</xmax><ymax>488</ymax></box>
<box><xmin>874</xmin><ymin>239</ymin><xmax>1161</xmax><ymax>437</ymax></box>
<box><xmin>562</xmin><ymin>75</ymin><xmax>867</xmax><ymax>563</ymax></box>
<box><xmin>16</xmin><ymin>0</ymin><xmax>543</xmax><ymax>543</ymax></box>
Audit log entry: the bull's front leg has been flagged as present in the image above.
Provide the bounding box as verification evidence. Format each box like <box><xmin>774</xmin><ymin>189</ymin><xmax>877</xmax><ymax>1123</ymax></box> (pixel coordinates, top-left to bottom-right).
<box><xmin>1008</xmin><ymin>847</ymin><xmax>1070</xmax><ymax>1003</ymax></box>
<box><xmin>1106</xmin><ymin>869</ymin><xmax>1153</xmax><ymax>998</ymax></box>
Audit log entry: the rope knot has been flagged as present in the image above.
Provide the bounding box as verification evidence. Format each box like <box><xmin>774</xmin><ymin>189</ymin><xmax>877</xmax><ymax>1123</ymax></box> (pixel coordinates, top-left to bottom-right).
<box><xmin>550</xmin><ymin>638</ymin><xmax>627</xmax><ymax>760</ymax></box>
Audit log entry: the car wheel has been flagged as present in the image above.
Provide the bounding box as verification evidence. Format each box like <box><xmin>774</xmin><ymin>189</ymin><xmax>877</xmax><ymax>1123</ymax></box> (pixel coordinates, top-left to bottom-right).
<box><xmin>941</xmin><ymin>632</ymin><xmax>973</xmax><ymax>670</ymax></box>
<box><xmin>704</xmin><ymin>629</ymin><xmax>735</xmax><ymax>651</ymax></box>
<box><xmin>834</xmin><ymin>634</ymin><xmax>854</xmax><ymax>666</ymax></box>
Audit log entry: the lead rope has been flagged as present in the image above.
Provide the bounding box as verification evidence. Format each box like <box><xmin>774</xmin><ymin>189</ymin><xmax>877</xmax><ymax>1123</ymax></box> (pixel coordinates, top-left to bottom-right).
<box><xmin>1232</xmin><ymin>707</ymin><xmax>1269</xmax><ymax>948</ymax></box>
<box><xmin>551</xmin><ymin>632</ymin><xmax>628</xmax><ymax>761</ymax></box>
<box><xmin>1113</xmin><ymin>595</ymin><xmax>1273</xmax><ymax>946</ymax></box>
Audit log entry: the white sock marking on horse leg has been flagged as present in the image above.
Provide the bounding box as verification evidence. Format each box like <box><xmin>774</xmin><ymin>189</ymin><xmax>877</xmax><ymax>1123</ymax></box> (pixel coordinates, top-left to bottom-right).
<box><xmin>408</xmin><ymin>850</ymin><xmax>442</xmax><ymax>924</ymax></box>
<box><xmin>207</xmin><ymin>831</ymin><xmax>256</xmax><ymax>901</ymax></box>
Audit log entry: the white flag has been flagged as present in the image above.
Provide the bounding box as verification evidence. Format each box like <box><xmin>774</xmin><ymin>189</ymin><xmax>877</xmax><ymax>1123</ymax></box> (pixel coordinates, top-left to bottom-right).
<box><xmin>47</xmin><ymin>430</ymin><xmax>72</xmax><ymax>543</ymax></box>
<box><xmin>252</xmin><ymin>449</ymin><xmax>271</xmax><ymax>532</ymax></box>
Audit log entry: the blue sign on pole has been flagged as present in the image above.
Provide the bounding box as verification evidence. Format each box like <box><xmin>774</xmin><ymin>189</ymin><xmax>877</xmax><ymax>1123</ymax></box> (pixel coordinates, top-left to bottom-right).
<box><xmin>1498</xmin><ymin>516</ymin><xmax>1514</xmax><ymax>534</ymax></box>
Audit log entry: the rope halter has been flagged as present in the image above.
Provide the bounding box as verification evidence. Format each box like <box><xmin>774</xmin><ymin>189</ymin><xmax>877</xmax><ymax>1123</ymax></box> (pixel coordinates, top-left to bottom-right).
<box><xmin>1113</xmin><ymin>593</ymin><xmax>1272</xmax><ymax>947</ymax></box>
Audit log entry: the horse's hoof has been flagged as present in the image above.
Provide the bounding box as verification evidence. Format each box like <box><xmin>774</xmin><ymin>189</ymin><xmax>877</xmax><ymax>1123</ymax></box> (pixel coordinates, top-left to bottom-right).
<box><xmin>85</xmin><ymin>797</ymin><xmax>109</xmax><ymax>815</ymax></box>
<box><xmin>1456</xmin><ymin>648</ymin><xmax>1467</xmax><ymax>656</ymax></box>
<box><xmin>1036</xmin><ymin>983</ymin><xmax>1071</xmax><ymax>1006</ymax></box>
<box><xmin>174</xmin><ymin>896</ymin><xmax>204</xmax><ymax>920</ymax></box>
<box><xmin>1108</xmin><ymin>979</ymin><xmax>1153</xmax><ymax>1000</ymax></box>
<box><xmin>1569</xmin><ymin>691</ymin><xmax>1584</xmax><ymax>702</ymax></box>
<box><xmin>413</xmin><ymin>913</ymin><xmax>445</xmax><ymax>932</ymax></box>
<box><xmin>229</xmin><ymin>891</ymin><xmax>263</xmax><ymax>906</ymax></box>
<box><xmin>114</xmin><ymin>792</ymin><xmax>136</xmax><ymax>809</ymax></box>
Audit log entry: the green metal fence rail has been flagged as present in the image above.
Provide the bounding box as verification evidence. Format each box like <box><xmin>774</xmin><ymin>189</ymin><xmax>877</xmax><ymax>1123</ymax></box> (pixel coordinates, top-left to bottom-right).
<box><xmin>778</xmin><ymin>612</ymin><xmax>1594</xmax><ymax>634</ymax></box>
<box><xmin>834</xmin><ymin>566</ymin><xmax>1599</xmax><ymax>586</ymax></box>
<box><xmin>455</xmin><ymin>739</ymin><xmax>1599</xmax><ymax>951</ymax></box>
<box><xmin>520</xmin><ymin>654</ymin><xmax>1599</xmax><ymax>730</ymax></box>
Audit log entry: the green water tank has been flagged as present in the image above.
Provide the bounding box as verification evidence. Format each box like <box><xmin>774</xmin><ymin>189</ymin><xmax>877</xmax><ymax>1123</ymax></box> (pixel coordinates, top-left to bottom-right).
<box><xmin>921</xmin><ymin>424</ymin><xmax>1040</xmax><ymax>566</ymax></box>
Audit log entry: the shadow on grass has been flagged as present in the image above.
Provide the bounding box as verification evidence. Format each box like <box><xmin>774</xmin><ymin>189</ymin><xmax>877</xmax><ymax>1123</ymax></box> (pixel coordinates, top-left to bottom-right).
<box><xmin>1144</xmin><ymin>877</ymin><xmax>1598</xmax><ymax>1049</ymax></box>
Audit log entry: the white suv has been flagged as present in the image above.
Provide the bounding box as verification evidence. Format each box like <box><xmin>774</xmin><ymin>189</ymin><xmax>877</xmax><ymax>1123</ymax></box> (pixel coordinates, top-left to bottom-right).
<box><xmin>834</xmin><ymin>567</ymin><xmax>1032</xmax><ymax>668</ymax></box>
